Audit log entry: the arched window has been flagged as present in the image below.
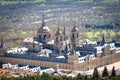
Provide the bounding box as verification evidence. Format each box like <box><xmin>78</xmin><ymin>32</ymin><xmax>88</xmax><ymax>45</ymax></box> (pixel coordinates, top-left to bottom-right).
<box><xmin>39</xmin><ymin>35</ymin><xmax>41</xmax><ymax>39</ymax></box>
<box><xmin>44</xmin><ymin>35</ymin><xmax>46</xmax><ymax>39</ymax></box>
<box><xmin>56</xmin><ymin>37</ymin><xmax>58</xmax><ymax>41</ymax></box>
<box><xmin>33</xmin><ymin>43</ymin><xmax>35</xmax><ymax>48</ymax></box>
<box><xmin>72</xmin><ymin>34</ymin><xmax>74</xmax><ymax>39</ymax></box>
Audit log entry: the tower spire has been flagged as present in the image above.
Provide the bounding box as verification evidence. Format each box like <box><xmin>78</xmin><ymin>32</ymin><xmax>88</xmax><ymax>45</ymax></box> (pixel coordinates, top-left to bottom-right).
<box><xmin>57</xmin><ymin>21</ymin><xmax>60</xmax><ymax>31</ymax></box>
<box><xmin>63</xmin><ymin>26</ymin><xmax>66</xmax><ymax>40</ymax></box>
<box><xmin>55</xmin><ymin>21</ymin><xmax>62</xmax><ymax>35</ymax></box>
<box><xmin>101</xmin><ymin>34</ymin><xmax>106</xmax><ymax>46</ymax></box>
<box><xmin>0</xmin><ymin>34</ymin><xmax>4</xmax><ymax>48</ymax></box>
<box><xmin>56</xmin><ymin>21</ymin><xmax>60</xmax><ymax>33</ymax></box>
<box><xmin>41</xmin><ymin>14</ymin><xmax>46</xmax><ymax>28</ymax></box>
<box><xmin>74</xmin><ymin>20</ymin><xmax>76</xmax><ymax>28</ymax></box>
<box><xmin>64</xmin><ymin>41</ymin><xmax>69</xmax><ymax>53</ymax></box>
<box><xmin>71</xmin><ymin>20</ymin><xmax>78</xmax><ymax>32</ymax></box>
<box><xmin>102</xmin><ymin>34</ymin><xmax>106</xmax><ymax>42</ymax></box>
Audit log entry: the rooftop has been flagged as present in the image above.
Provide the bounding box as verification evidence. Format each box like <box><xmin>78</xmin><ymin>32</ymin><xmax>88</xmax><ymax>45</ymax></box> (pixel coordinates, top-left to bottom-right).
<box><xmin>23</xmin><ymin>37</ymin><xmax>43</xmax><ymax>45</ymax></box>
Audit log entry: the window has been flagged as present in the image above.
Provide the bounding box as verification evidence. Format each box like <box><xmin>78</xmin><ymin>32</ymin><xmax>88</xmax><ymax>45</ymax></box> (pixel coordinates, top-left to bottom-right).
<box><xmin>44</xmin><ymin>35</ymin><xmax>46</xmax><ymax>39</ymax></box>
<box><xmin>33</xmin><ymin>44</ymin><xmax>35</xmax><ymax>48</ymax></box>
<box><xmin>56</xmin><ymin>37</ymin><xmax>58</xmax><ymax>41</ymax></box>
<box><xmin>39</xmin><ymin>35</ymin><xmax>41</xmax><ymax>39</ymax></box>
<box><xmin>72</xmin><ymin>34</ymin><xmax>74</xmax><ymax>38</ymax></box>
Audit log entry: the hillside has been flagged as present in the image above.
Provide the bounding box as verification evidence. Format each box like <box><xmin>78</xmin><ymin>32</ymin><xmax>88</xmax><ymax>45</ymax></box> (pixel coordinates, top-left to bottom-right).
<box><xmin>0</xmin><ymin>1</ymin><xmax>119</xmax><ymax>29</ymax></box>
<box><xmin>0</xmin><ymin>0</ymin><xmax>119</xmax><ymax>5</ymax></box>
<box><xmin>0</xmin><ymin>0</ymin><xmax>120</xmax><ymax>46</ymax></box>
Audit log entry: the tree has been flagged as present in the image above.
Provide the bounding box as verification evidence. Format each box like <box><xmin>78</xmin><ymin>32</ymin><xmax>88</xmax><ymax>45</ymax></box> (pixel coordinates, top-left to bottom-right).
<box><xmin>52</xmin><ymin>76</ymin><xmax>62</xmax><ymax>80</ymax></box>
<box><xmin>85</xmin><ymin>75</ymin><xmax>89</xmax><ymax>80</ymax></box>
<box><xmin>76</xmin><ymin>73</ymin><xmax>86</xmax><ymax>80</ymax></box>
<box><xmin>41</xmin><ymin>72</ymin><xmax>53</xmax><ymax>80</ymax></box>
<box><xmin>61</xmin><ymin>75</ymin><xmax>72</xmax><ymax>80</ymax></box>
<box><xmin>93</xmin><ymin>67</ymin><xmax>99</xmax><ymax>78</ymax></box>
<box><xmin>0</xmin><ymin>61</ymin><xmax>3</xmax><ymax>68</ymax></box>
<box><xmin>111</xmin><ymin>66</ymin><xmax>116</xmax><ymax>77</ymax></box>
<box><xmin>102</xmin><ymin>66</ymin><xmax>109</xmax><ymax>77</ymax></box>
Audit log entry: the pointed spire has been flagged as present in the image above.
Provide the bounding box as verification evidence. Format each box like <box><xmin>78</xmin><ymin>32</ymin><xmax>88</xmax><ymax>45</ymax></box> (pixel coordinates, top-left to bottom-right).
<box><xmin>73</xmin><ymin>20</ymin><xmax>77</xmax><ymax>30</ymax></box>
<box><xmin>0</xmin><ymin>34</ymin><xmax>4</xmax><ymax>48</ymax></box>
<box><xmin>55</xmin><ymin>21</ymin><xmax>62</xmax><ymax>35</ymax></box>
<box><xmin>64</xmin><ymin>42</ymin><xmax>69</xmax><ymax>53</ymax></box>
<box><xmin>102</xmin><ymin>34</ymin><xmax>106</xmax><ymax>42</ymax></box>
<box><xmin>1</xmin><ymin>35</ymin><xmax>3</xmax><ymax>45</ymax></box>
<box><xmin>101</xmin><ymin>34</ymin><xmax>106</xmax><ymax>46</ymax></box>
<box><xmin>57</xmin><ymin>21</ymin><xmax>60</xmax><ymax>33</ymax></box>
<box><xmin>41</xmin><ymin>14</ymin><xmax>46</xmax><ymax>28</ymax></box>
<box><xmin>74</xmin><ymin>20</ymin><xmax>76</xmax><ymax>28</ymax></box>
<box><xmin>63</xmin><ymin>26</ymin><xmax>65</xmax><ymax>35</ymax></box>
<box><xmin>71</xmin><ymin>20</ymin><xmax>78</xmax><ymax>32</ymax></box>
<box><xmin>63</xmin><ymin>26</ymin><xmax>66</xmax><ymax>40</ymax></box>
<box><xmin>62</xmin><ymin>15</ymin><xmax>66</xmax><ymax>36</ymax></box>
<box><xmin>57</xmin><ymin>21</ymin><xmax>60</xmax><ymax>31</ymax></box>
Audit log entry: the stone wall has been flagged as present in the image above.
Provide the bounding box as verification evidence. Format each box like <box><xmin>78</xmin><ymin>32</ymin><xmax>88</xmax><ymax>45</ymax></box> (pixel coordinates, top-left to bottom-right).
<box><xmin>0</xmin><ymin>52</ymin><xmax>120</xmax><ymax>71</ymax></box>
<box><xmin>76</xmin><ymin>52</ymin><xmax>120</xmax><ymax>71</ymax></box>
<box><xmin>0</xmin><ymin>57</ymin><xmax>72</xmax><ymax>70</ymax></box>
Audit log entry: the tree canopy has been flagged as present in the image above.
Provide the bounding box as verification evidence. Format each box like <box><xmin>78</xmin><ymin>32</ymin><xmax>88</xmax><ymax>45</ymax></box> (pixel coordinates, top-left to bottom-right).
<box><xmin>102</xmin><ymin>66</ymin><xmax>109</xmax><ymax>77</ymax></box>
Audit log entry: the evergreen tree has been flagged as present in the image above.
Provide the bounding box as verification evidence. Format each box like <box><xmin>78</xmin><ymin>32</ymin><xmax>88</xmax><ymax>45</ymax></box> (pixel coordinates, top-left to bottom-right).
<box><xmin>102</xmin><ymin>66</ymin><xmax>109</xmax><ymax>77</ymax></box>
<box><xmin>76</xmin><ymin>73</ymin><xmax>86</xmax><ymax>80</ymax></box>
<box><xmin>0</xmin><ymin>61</ymin><xmax>2</xmax><ymax>68</ymax></box>
<box><xmin>85</xmin><ymin>75</ymin><xmax>89</xmax><ymax>80</ymax></box>
<box><xmin>93</xmin><ymin>67</ymin><xmax>99</xmax><ymax>78</ymax></box>
<box><xmin>52</xmin><ymin>76</ymin><xmax>62</xmax><ymax>80</ymax></box>
<box><xmin>111</xmin><ymin>66</ymin><xmax>116</xmax><ymax>77</ymax></box>
<box><xmin>61</xmin><ymin>75</ymin><xmax>70</xmax><ymax>80</ymax></box>
<box><xmin>41</xmin><ymin>72</ymin><xmax>52</xmax><ymax>80</ymax></box>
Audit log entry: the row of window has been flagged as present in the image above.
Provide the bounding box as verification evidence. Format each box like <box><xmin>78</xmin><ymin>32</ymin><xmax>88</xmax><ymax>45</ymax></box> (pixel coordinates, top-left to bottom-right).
<box><xmin>72</xmin><ymin>33</ymin><xmax>79</xmax><ymax>39</ymax></box>
<box><xmin>4</xmin><ymin>53</ymin><xmax>68</xmax><ymax>63</ymax></box>
<box><xmin>55</xmin><ymin>37</ymin><xmax>63</xmax><ymax>41</ymax></box>
<box><xmin>39</xmin><ymin>34</ymin><xmax>51</xmax><ymax>39</ymax></box>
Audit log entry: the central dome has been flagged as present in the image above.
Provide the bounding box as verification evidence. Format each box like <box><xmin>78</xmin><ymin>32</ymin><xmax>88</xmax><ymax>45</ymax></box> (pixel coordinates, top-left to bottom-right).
<box><xmin>55</xmin><ymin>30</ymin><xmax>62</xmax><ymax>35</ymax></box>
<box><xmin>38</xmin><ymin>15</ymin><xmax>51</xmax><ymax>33</ymax></box>
<box><xmin>55</xmin><ymin>25</ymin><xmax>63</xmax><ymax>36</ymax></box>
<box><xmin>43</xmin><ymin>26</ymin><xmax>50</xmax><ymax>32</ymax></box>
<box><xmin>71</xmin><ymin>26</ymin><xmax>78</xmax><ymax>32</ymax></box>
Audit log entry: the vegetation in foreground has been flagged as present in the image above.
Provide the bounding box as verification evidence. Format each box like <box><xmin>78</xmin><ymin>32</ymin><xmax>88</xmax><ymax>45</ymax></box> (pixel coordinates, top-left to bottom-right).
<box><xmin>0</xmin><ymin>72</ymin><xmax>120</xmax><ymax>80</ymax></box>
<box><xmin>0</xmin><ymin>66</ymin><xmax>120</xmax><ymax>80</ymax></box>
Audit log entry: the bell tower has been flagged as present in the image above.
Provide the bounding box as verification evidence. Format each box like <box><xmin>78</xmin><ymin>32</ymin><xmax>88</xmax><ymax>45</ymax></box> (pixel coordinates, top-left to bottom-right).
<box><xmin>54</xmin><ymin>22</ymin><xmax>64</xmax><ymax>53</ymax></box>
<box><xmin>0</xmin><ymin>35</ymin><xmax>6</xmax><ymax>57</ymax></box>
<box><xmin>70</xmin><ymin>21</ymin><xmax>79</xmax><ymax>49</ymax></box>
<box><xmin>36</xmin><ymin>15</ymin><xmax>51</xmax><ymax>43</ymax></box>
